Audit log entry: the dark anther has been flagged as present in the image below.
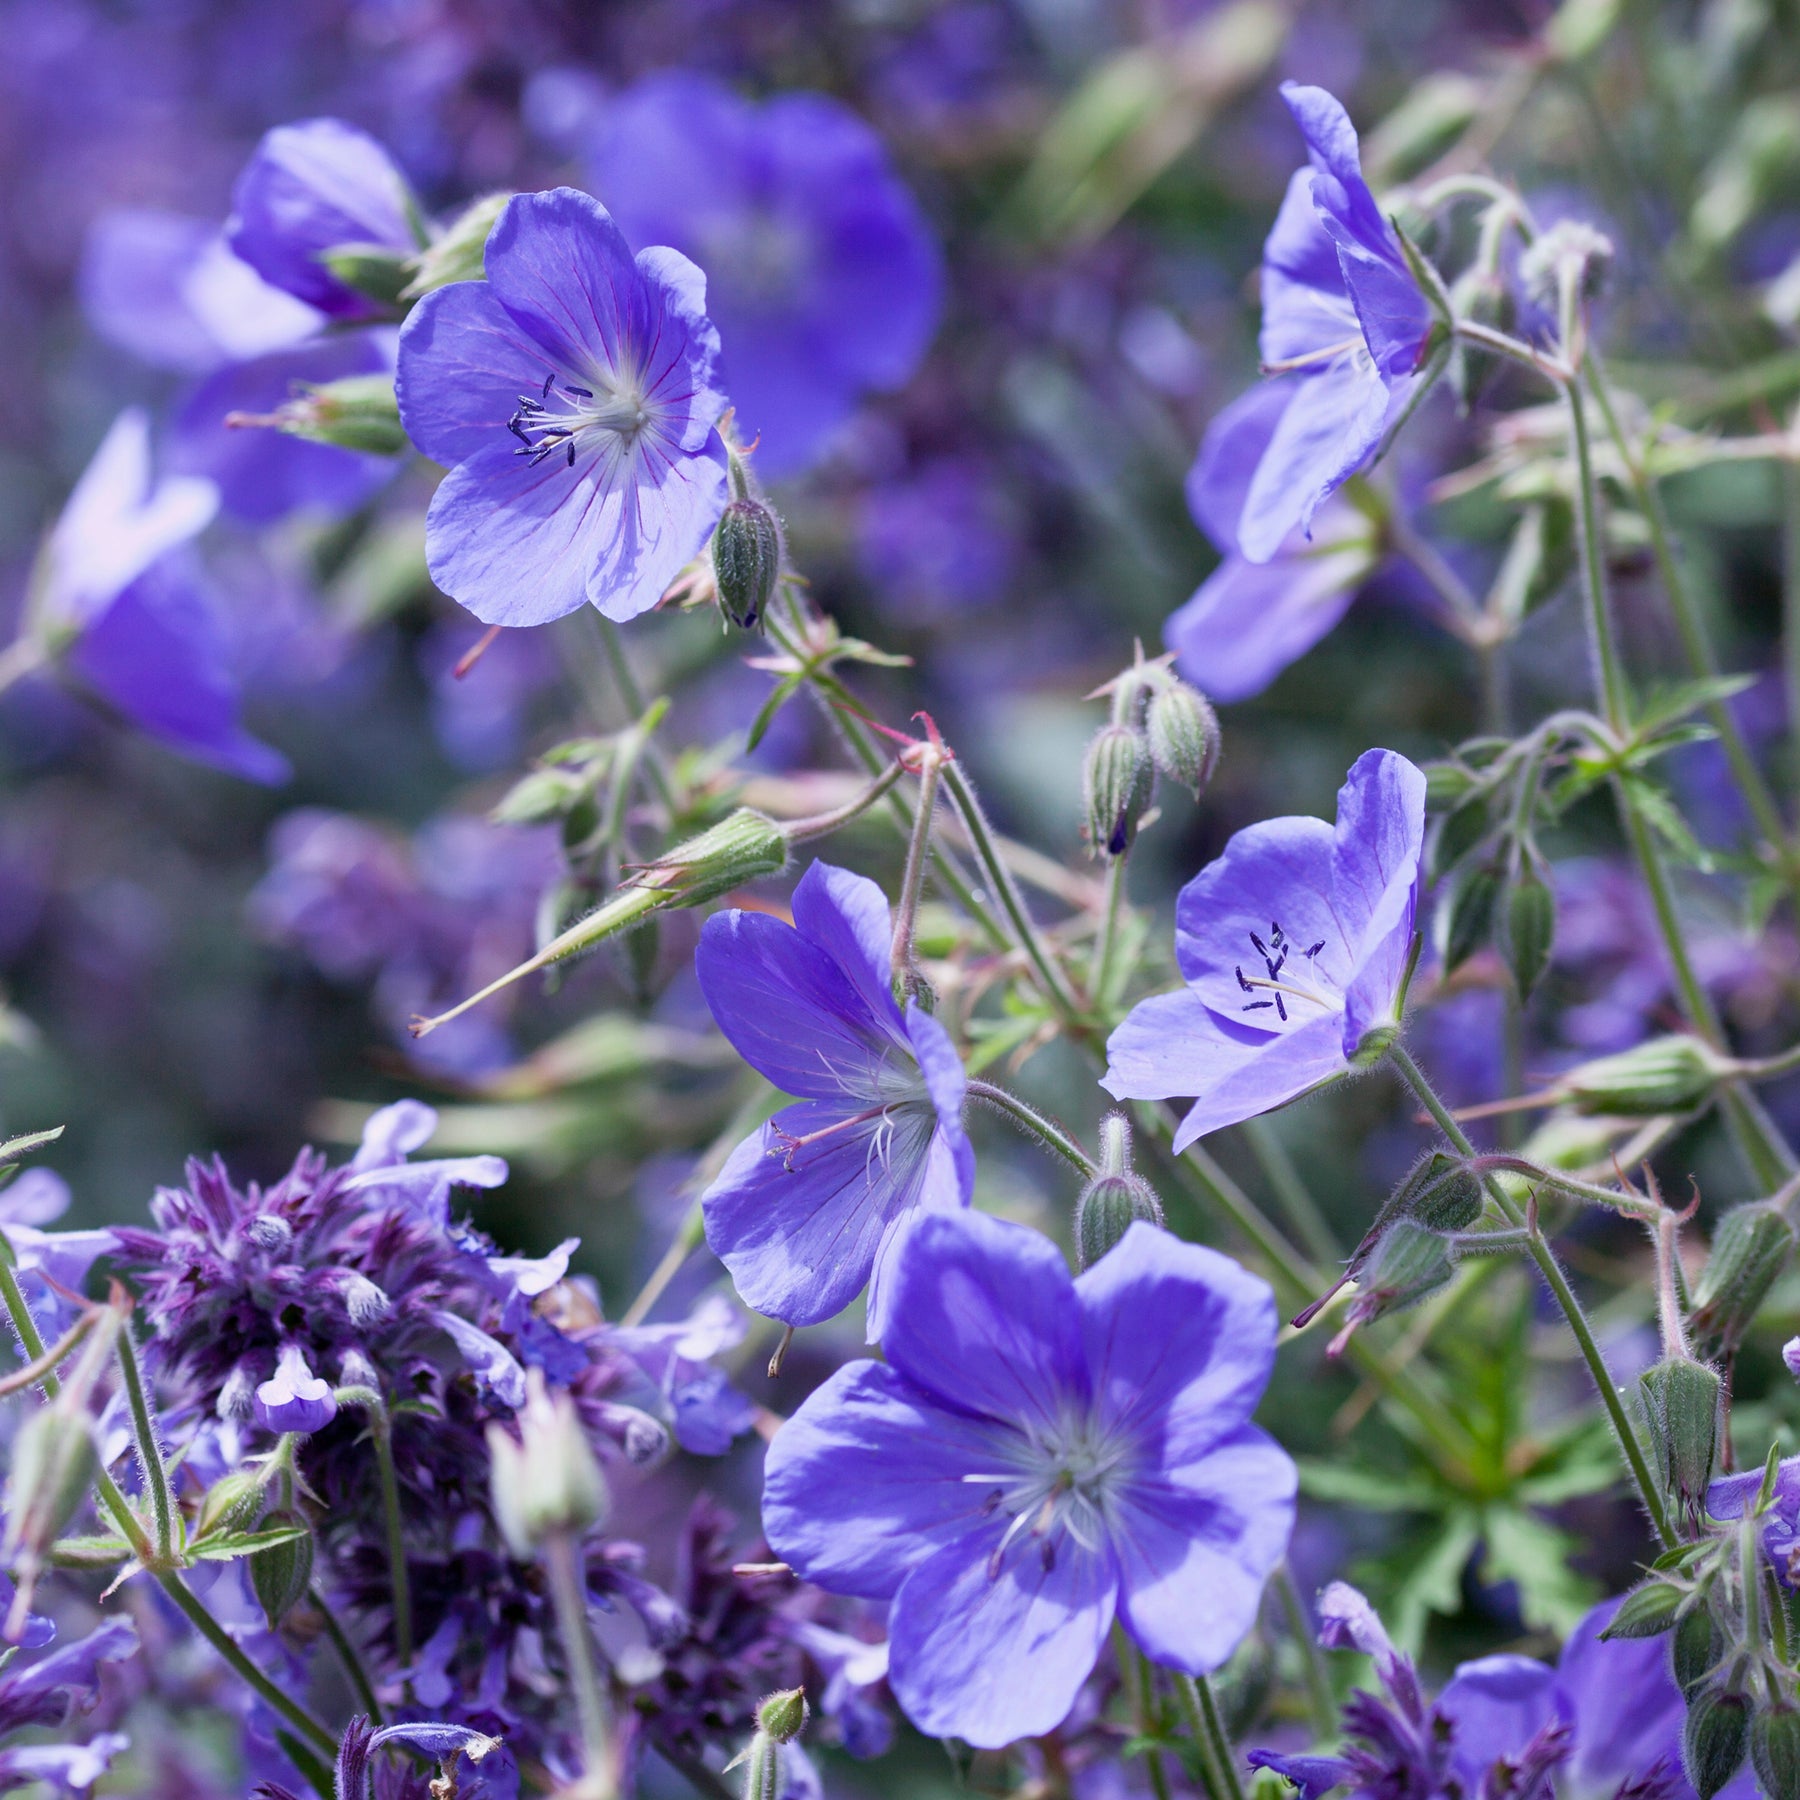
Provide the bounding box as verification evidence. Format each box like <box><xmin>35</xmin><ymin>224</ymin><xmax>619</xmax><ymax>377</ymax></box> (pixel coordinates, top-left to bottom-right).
<box><xmin>1249</xmin><ymin>931</ymin><xmax>1270</xmax><ymax>959</ymax></box>
<box><xmin>1243</xmin><ymin>1000</ymin><xmax>1274</xmax><ymax>1013</ymax></box>
<box><xmin>564</xmin><ymin>383</ymin><xmax>593</xmax><ymax>398</ymax></box>
<box><xmin>1273</xmin><ymin>994</ymin><xmax>1288</xmax><ymax>1022</ymax></box>
<box><xmin>1235</xmin><ymin>966</ymin><xmax>1254</xmax><ymax>992</ymax></box>
<box><xmin>1040</xmin><ymin>1539</ymin><xmax>1056</xmax><ymax>1572</ymax></box>
<box><xmin>566</xmin><ymin>440</ymin><xmax>575</xmax><ymax>466</ymax></box>
<box><xmin>980</xmin><ymin>1491</ymin><xmax>1002</xmax><ymax>1515</ymax></box>
<box><xmin>1305</xmin><ymin>940</ymin><xmax>1325</xmax><ymax>959</ymax></box>
<box><xmin>541</xmin><ymin>371</ymin><xmax>555</xmax><ymax>398</ymax></box>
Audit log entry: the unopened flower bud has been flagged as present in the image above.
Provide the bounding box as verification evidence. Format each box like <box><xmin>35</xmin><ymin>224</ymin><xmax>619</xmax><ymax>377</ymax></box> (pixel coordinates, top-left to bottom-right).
<box><xmin>1565</xmin><ymin>1034</ymin><xmax>1731</xmax><ymax>1117</ymax></box>
<box><xmin>1353</xmin><ymin>1218</ymin><xmax>1461</xmax><ymax>1317</ymax></box>
<box><xmin>195</xmin><ymin>1469</ymin><xmax>268</xmax><ymax>1539</ymax></box>
<box><xmin>486</xmin><ymin>1369</ymin><xmax>607</xmax><ymax>1558</ymax></box>
<box><xmin>712</xmin><ymin>497</ymin><xmax>783</xmax><ymax>632</ymax></box>
<box><xmin>631</xmin><ymin>808</ymin><xmax>789</xmax><ymax>908</ymax></box>
<box><xmin>1639</xmin><ymin>1355</ymin><xmax>1722</xmax><ymax>1508</ymax></box>
<box><xmin>1382</xmin><ymin>1151</ymin><xmax>1485</xmax><ymax>1236</ymax></box>
<box><xmin>1520</xmin><ymin>219</ymin><xmax>1614</xmax><ymax>306</ymax></box>
<box><xmin>1691</xmin><ymin>1202</ymin><xmax>1798</xmax><ymax>1352</ymax></box>
<box><xmin>1753</xmin><ymin>1702</ymin><xmax>1800</xmax><ymax>1800</ymax></box>
<box><xmin>1082</xmin><ymin>724</ymin><xmax>1153</xmax><ymax>860</ymax></box>
<box><xmin>1600</xmin><ymin>1578</ymin><xmax>1685</xmax><ymax>1639</ymax></box>
<box><xmin>249</xmin><ymin>1508</ymin><xmax>315</xmax><ymax>1628</ymax></box>
<box><xmin>757</xmin><ymin>1688</ymin><xmax>809</xmax><ymax>1744</ymax></box>
<box><xmin>1503</xmin><ymin>853</ymin><xmax>1555</xmax><ymax>1000</ymax></box>
<box><xmin>1436</xmin><ymin>854</ymin><xmax>1502</xmax><ymax>975</ymax></box>
<box><xmin>1144</xmin><ymin>682</ymin><xmax>1219</xmax><ymax>796</ymax></box>
<box><xmin>401</xmin><ymin>192</ymin><xmax>507</xmax><ymax>299</ymax></box>
<box><xmin>229</xmin><ymin>374</ymin><xmax>407</xmax><ymax>456</ymax></box>
<box><xmin>1075</xmin><ymin>1114</ymin><xmax>1164</xmax><ymax>1267</ymax></box>
<box><xmin>1674</xmin><ymin>1599</ymin><xmax>1725</xmax><ymax>1696</ymax></box>
<box><xmin>3</xmin><ymin>1404</ymin><xmax>97</xmax><ymax>1568</ymax></box>
<box><xmin>318</xmin><ymin>243</ymin><xmax>414</xmax><ymax>310</ymax></box>
<box><xmin>1685</xmin><ymin>1688</ymin><xmax>1751</xmax><ymax>1800</ymax></box>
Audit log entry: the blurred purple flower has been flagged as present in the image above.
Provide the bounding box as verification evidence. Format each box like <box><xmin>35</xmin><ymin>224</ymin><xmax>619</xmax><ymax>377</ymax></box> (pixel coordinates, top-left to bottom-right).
<box><xmin>227</xmin><ymin>118</ymin><xmax>418</xmax><ymax>319</ymax></box>
<box><xmin>168</xmin><ymin>333</ymin><xmax>397</xmax><ymax>523</ymax></box>
<box><xmin>696</xmin><ymin>861</ymin><xmax>973</xmax><ymax>1338</ymax></box>
<box><xmin>0</xmin><ymin>1617</ymin><xmax>136</xmax><ymax>1735</ymax></box>
<box><xmin>1104</xmin><ymin>749</ymin><xmax>1425</xmax><ymax>1148</ymax></box>
<box><xmin>857</xmin><ymin>457</ymin><xmax>1015</xmax><ymax>619</ymax></box>
<box><xmin>588</xmin><ymin>71</ymin><xmax>943</xmax><ymax>479</ymax></box>
<box><xmin>397</xmin><ymin>187</ymin><xmax>729</xmax><ymax>626</ymax></box>
<box><xmin>421</xmin><ymin>617</ymin><xmax>559</xmax><ymax>772</ymax></box>
<box><xmin>1166</xmin><ymin>383</ymin><xmax>1378</xmax><ymax>701</ymax></box>
<box><xmin>608</xmin><ymin>1293</ymin><xmax>756</xmax><ymax>1456</ymax></box>
<box><xmin>0</xmin><ymin>1167</ymin><xmax>116</xmax><ymax>1339</ymax></box>
<box><xmin>1254</xmin><ymin>1583</ymin><xmax>1749</xmax><ymax>1800</ymax></box>
<box><xmin>1237</xmin><ymin>84</ymin><xmax>1431</xmax><ymax>562</ymax></box>
<box><xmin>81</xmin><ymin>209</ymin><xmax>321</xmax><ymax>375</ymax></box>
<box><xmin>34</xmin><ymin>411</ymin><xmax>288</xmax><ymax>784</ymax></box>
<box><xmin>762</xmin><ymin>1212</ymin><xmax>1294</xmax><ymax>1748</ymax></box>
<box><xmin>0</xmin><ymin>1732</ymin><xmax>130</xmax><ymax>1794</ymax></box>
<box><xmin>1710</xmin><ymin>1454</ymin><xmax>1800</xmax><ymax>1586</ymax></box>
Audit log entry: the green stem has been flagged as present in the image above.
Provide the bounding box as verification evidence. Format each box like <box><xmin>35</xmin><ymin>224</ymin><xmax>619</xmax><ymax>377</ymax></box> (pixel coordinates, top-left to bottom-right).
<box><xmin>1125</xmin><ymin>1642</ymin><xmax>1174</xmax><ymax>1800</ymax></box>
<box><xmin>1587</xmin><ymin>359</ymin><xmax>1789</xmax><ymax>849</ymax></box>
<box><xmin>344</xmin><ymin>1392</ymin><xmax>414</xmax><ymax>1670</ymax></box>
<box><xmin>1239</xmin><ymin>1118</ymin><xmax>1339</xmax><ymax>1264</ymax></box>
<box><xmin>940</xmin><ymin>759</ymin><xmax>1085</xmax><ymax>1024</ymax></box>
<box><xmin>114</xmin><ymin>1327</ymin><xmax>176</xmax><ymax>1564</ymax></box>
<box><xmin>965</xmin><ymin>1080</ymin><xmax>1097</xmax><ymax>1177</ymax></box>
<box><xmin>1173</xmin><ymin>1671</ymin><xmax>1247</xmax><ymax>1800</ymax></box>
<box><xmin>620</xmin><ymin>1197</ymin><xmax>707</xmax><ymax>1329</ymax></box>
<box><xmin>544</xmin><ymin>1529</ymin><xmax>616</xmax><ymax>1798</ymax></box>
<box><xmin>1273</xmin><ymin>1563</ymin><xmax>1336</xmax><ymax>1743</ymax></box>
<box><xmin>592</xmin><ymin>616</ymin><xmax>679</xmax><ymax>816</ymax></box>
<box><xmin>1389</xmin><ymin>1043</ymin><xmax>1676</xmax><ymax>1548</ymax></box>
<box><xmin>890</xmin><ymin>749</ymin><xmax>945</xmax><ymax>991</ymax></box>
<box><xmin>313</xmin><ymin>1583</ymin><xmax>383</xmax><ymax>1722</ymax></box>
<box><xmin>1093</xmin><ymin>857</ymin><xmax>1128</xmax><ymax>1009</ymax></box>
<box><xmin>1564</xmin><ymin>377</ymin><xmax>1631</xmax><ymax>732</ymax></box>
<box><xmin>155</xmin><ymin>1569</ymin><xmax>338</xmax><ymax>1758</ymax></box>
<box><xmin>782</xmin><ymin>761</ymin><xmax>907</xmax><ymax>844</ymax></box>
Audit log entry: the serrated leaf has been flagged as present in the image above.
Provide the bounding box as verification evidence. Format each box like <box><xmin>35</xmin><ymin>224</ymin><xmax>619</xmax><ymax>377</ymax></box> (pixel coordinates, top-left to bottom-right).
<box><xmin>1481</xmin><ymin>1507</ymin><xmax>1598</xmax><ymax>1634</ymax></box>
<box><xmin>1632</xmin><ymin>675</ymin><xmax>1756</xmax><ymax>738</ymax></box>
<box><xmin>1364</xmin><ymin>1510</ymin><xmax>1482</xmax><ymax>1654</ymax></box>
<box><xmin>1625</xmin><ymin>776</ymin><xmax>1714</xmax><ymax>871</ymax></box>
<box><xmin>1297</xmin><ymin>1460</ymin><xmax>1445</xmax><ymax>1512</ymax></box>
<box><xmin>189</xmin><ymin>1521</ymin><xmax>312</xmax><ymax>1562</ymax></box>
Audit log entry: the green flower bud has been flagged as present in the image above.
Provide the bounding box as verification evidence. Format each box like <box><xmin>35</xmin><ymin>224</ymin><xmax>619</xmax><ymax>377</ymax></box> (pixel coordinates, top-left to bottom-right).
<box><xmin>1673</xmin><ymin>1600</ymin><xmax>1725</xmax><ymax>1696</ymax></box>
<box><xmin>1437</xmin><ymin>855</ymin><xmax>1502</xmax><ymax>976</ymax></box>
<box><xmin>1144</xmin><ymin>682</ymin><xmax>1219</xmax><ymax>796</ymax></box>
<box><xmin>1354</xmin><ymin>1218</ymin><xmax>1461</xmax><ymax>1316</ymax></box>
<box><xmin>3</xmin><ymin>1404</ymin><xmax>98</xmax><ymax>1567</ymax></box>
<box><xmin>631</xmin><ymin>809</ymin><xmax>790</xmax><ymax>908</ymax></box>
<box><xmin>228</xmin><ymin>374</ymin><xmax>407</xmax><ymax>456</ymax></box>
<box><xmin>249</xmin><ymin>1508</ymin><xmax>316</xmax><ymax>1628</ymax></box>
<box><xmin>1520</xmin><ymin>219</ymin><xmax>1615</xmax><ymax>305</ymax></box>
<box><xmin>486</xmin><ymin>1370</ymin><xmax>608</xmax><ymax>1558</ymax></box>
<box><xmin>712</xmin><ymin>497</ymin><xmax>783</xmax><ymax>631</ymax></box>
<box><xmin>1599</xmin><ymin>1579</ymin><xmax>1685</xmax><ymax>1639</ymax></box>
<box><xmin>1075</xmin><ymin>1172</ymin><xmax>1165</xmax><ymax>1269</ymax></box>
<box><xmin>1565</xmin><ymin>1034</ymin><xmax>1731</xmax><ymax>1116</ymax></box>
<box><xmin>756</xmin><ymin>1688</ymin><xmax>809</xmax><ymax>1744</ymax></box>
<box><xmin>1753</xmin><ymin>1702</ymin><xmax>1800</xmax><ymax>1800</ymax></box>
<box><xmin>318</xmin><ymin>243</ymin><xmax>413</xmax><ymax>310</ymax></box>
<box><xmin>1082</xmin><ymin>724</ymin><xmax>1154</xmax><ymax>860</ymax></box>
<box><xmin>1639</xmin><ymin>1356</ymin><xmax>1722</xmax><ymax>1508</ymax></box>
<box><xmin>1381</xmin><ymin>1151</ymin><xmax>1486</xmax><ymax>1236</ymax></box>
<box><xmin>195</xmin><ymin>1469</ymin><xmax>269</xmax><ymax>1540</ymax></box>
<box><xmin>401</xmin><ymin>193</ymin><xmax>508</xmax><ymax>299</ymax></box>
<box><xmin>1690</xmin><ymin>1202</ymin><xmax>1798</xmax><ymax>1352</ymax></box>
<box><xmin>1685</xmin><ymin>1688</ymin><xmax>1750</xmax><ymax>1800</ymax></box>
<box><xmin>1503</xmin><ymin>855</ymin><xmax>1556</xmax><ymax>1001</ymax></box>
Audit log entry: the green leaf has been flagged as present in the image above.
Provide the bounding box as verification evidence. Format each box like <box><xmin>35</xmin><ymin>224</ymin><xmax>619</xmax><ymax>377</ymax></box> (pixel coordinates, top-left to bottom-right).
<box><xmin>0</xmin><ymin>1127</ymin><xmax>64</xmax><ymax>1168</ymax></box>
<box><xmin>189</xmin><ymin>1521</ymin><xmax>312</xmax><ymax>1562</ymax></box>
<box><xmin>1296</xmin><ymin>1460</ymin><xmax>1445</xmax><ymax>1513</ymax></box>
<box><xmin>1481</xmin><ymin>1507</ymin><xmax>1598</xmax><ymax>1634</ymax></box>
<box><xmin>1369</xmin><ymin>1509</ymin><xmax>1482</xmax><ymax>1654</ymax></box>
<box><xmin>1632</xmin><ymin>675</ymin><xmax>1756</xmax><ymax>739</ymax></box>
<box><xmin>1624</xmin><ymin>776</ymin><xmax>1714</xmax><ymax>871</ymax></box>
<box><xmin>744</xmin><ymin>673</ymin><xmax>807</xmax><ymax>754</ymax></box>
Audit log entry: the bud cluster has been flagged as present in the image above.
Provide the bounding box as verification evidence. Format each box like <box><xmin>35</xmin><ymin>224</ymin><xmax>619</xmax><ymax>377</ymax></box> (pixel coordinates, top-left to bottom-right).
<box><xmin>1081</xmin><ymin>650</ymin><xmax>1219</xmax><ymax>860</ymax></box>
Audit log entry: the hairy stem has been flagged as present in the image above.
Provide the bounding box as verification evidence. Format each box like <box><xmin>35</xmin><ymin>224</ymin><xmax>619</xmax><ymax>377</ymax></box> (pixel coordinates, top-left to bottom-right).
<box><xmin>114</xmin><ymin>1326</ymin><xmax>177</xmax><ymax>1565</ymax></box>
<box><xmin>890</xmin><ymin>749</ymin><xmax>945</xmax><ymax>991</ymax></box>
<box><xmin>313</xmin><ymin>1583</ymin><xmax>384</xmax><ymax>1722</ymax></box>
<box><xmin>1389</xmin><ymin>1043</ymin><xmax>1676</xmax><ymax>1548</ymax></box>
<box><xmin>1173</xmin><ymin>1670</ymin><xmax>1247</xmax><ymax>1800</ymax></box>
<box><xmin>543</xmin><ymin>1528</ymin><xmax>617</xmax><ymax>1798</ymax></box>
<box><xmin>965</xmin><ymin>1080</ymin><xmax>1097</xmax><ymax>1177</ymax></box>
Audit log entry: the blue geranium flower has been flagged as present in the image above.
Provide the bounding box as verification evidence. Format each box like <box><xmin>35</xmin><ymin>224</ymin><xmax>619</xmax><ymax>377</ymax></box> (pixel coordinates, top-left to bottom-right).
<box><xmin>27</xmin><ymin>410</ymin><xmax>289</xmax><ymax>785</ymax></box>
<box><xmin>1103</xmin><ymin>749</ymin><xmax>1425</xmax><ymax>1148</ymax></box>
<box><xmin>1235</xmin><ymin>84</ymin><xmax>1433</xmax><ymax>563</ymax></box>
<box><xmin>1165</xmin><ymin>383</ymin><xmax>1380</xmax><ymax>701</ymax></box>
<box><xmin>587</xmin><ymin>71</ymin><xmax>943</xmax><ymax>479</ymax></box>
<box><xmin>695</xmin><ymin>861</ymin><xmax>973</xmax><ymax>1339</ymax></box>
<box><xmin>396</xmin><ymin>187</ymin><xmax>730</xmax><ymax>626</ymax></box>
<box><xmin>762</xmin><ymin>1211</ymin><xmax>1295</xmax><ymax>1749</ymax></box>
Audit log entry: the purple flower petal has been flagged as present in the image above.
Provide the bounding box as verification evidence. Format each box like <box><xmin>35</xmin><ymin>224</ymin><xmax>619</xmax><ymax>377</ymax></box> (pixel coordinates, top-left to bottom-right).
<box><xmin>0</xmin><ymin>1168</ymin><xmax>71</xmax><ymax>1228</ymax></box>
<box><xmin>887</xmin><ymin>1530</ymin><xmax>1116</xmax><ymax>1748</ymax></box>
<box><xmin>254</xmin><ymin>1340</ymin><xmax>337</xmax><ymax>1435</ymax></box>
<box><xmin>431</xmin><ymin>1309</ymin><xmax>526</xmax><ymax>1408</ymax></box>
<box><xmin>879</xmin><ymin>1208</ymin><xmax>1087</xmax><ymax>1424</ymax></box>
<box><xmin>763</xmin><ymin>1359</ymin><xmax>1012</xmax><ymax>1599</ymax></box>
<box><xmin>396</xmin><ymin>279</ymin><xmax>553</xmax><ymax>468</ymax></box>
<box><xmin>1437</xmin><ymin>1653</ymin><xmax>1560</xmax><ymax>1791</ymax></box>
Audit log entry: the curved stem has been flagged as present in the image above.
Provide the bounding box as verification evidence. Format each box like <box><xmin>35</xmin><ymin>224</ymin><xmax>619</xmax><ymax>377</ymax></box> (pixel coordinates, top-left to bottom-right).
<box><xmin>1273</xmin><ymin>1562</ymin><xmax>1337</xmax><ymax>1744</ymax></box>
<box><xmin>890</xmin><ymin>750</ymin><xmax>944</xmax><ymax>990</ymax></box>
<box><xmin>940</xmin><ymin>760</ymin><xmax>1085</xmax><ymax>1023</ymax></box>
<box><xmin>114</xmin><ymin>1327</ymin><xmax>176</xmax><ymax>1564</ymax></box>
<box><xmin>620</xmin><ymin>1198</ymin><xmax>707</xmax><ymax>1329</ymax></box>
<box><xmin>783</xmin><ymin>761</ymin><xmax>906</xmax><ymax>845</ymax></box>
<box><xmin>1123</xmin><ymin>1641</ymin><xmax>1174</xmax><ymax>1800</ymax></box>
<box><xmin>592</xmin><ymin>616</ymin><xmax>679</xmax><ymax>817</ymax></box>
<box><xmin>313</xmin><ymin>1583</ymin><xmax>383</xmax><ymax>1722</ymax></box>
<box><xmin>965</xmin><ymin>1080</ymin><xmax>1097</xmax><ymax>1177</ymax></box>
<box><xmin>342</xmin><ymin>1391</ymin><xmax>413</xmax><ymax>1671</ymax></box>
<box><xmin>1390</xmin><ymin>1043</ymin><xmax>1676</xmax><ymax>1548</ymax></box>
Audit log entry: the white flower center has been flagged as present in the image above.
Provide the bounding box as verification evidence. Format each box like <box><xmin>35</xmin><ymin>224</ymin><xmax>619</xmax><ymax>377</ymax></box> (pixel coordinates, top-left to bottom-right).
<box><xmin>1230</xmin><ymin>918</ymin><xmax>1342</xmax><ymax>1027</ymax></box>
<box><xmin>964</xmin><ymin>1410</ymin><xmax>1137</xmax><ymax>1577</ymax></box>
<box><xmin>505</xmin><ymin>366</ymin><xmax>657</xmax><ymax>471</ymax></box>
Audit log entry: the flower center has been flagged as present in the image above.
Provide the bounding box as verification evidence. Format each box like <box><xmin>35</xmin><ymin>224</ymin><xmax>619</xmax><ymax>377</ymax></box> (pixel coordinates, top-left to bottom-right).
<box><xmin>506</xmin><ymin>369</ymin><xmax>655</xmax><ymax>470</ymax></box>
<box><xmin>1234</xmin><ymin>919</ymin><xmax>1334</xmax><ymax>1025</ymax></box>
<box><xmin>965</xmin><ymin>1413</ymin><xmax>1135</xmax><ymax>1577</ymax></box>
